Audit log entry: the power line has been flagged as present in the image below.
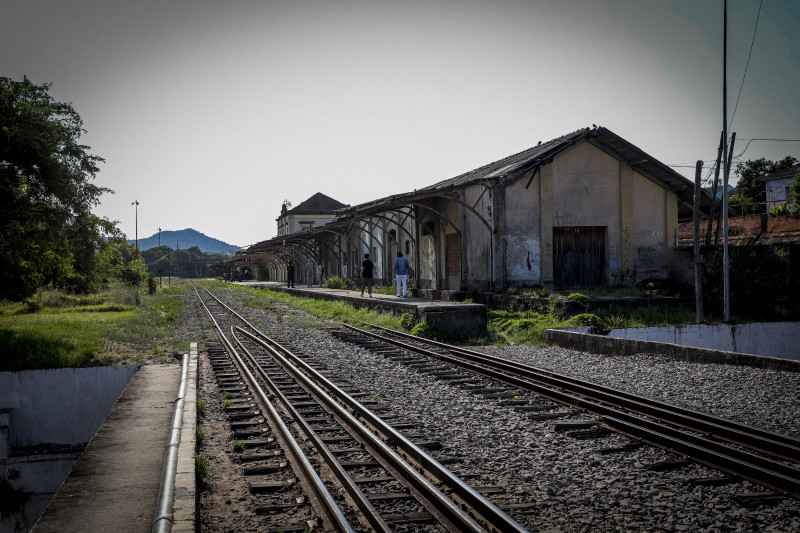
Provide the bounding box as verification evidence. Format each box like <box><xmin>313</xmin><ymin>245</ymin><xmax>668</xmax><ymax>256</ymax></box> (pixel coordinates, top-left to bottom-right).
<box><xmin>729</xmin><ymin>0</ymin><xmax>762</xmax><ymax>131</ymax></box>
<box><xmin>735</xmin><ymin>138</ymin><xmax>800</xmax><ymax>158</ymax></box>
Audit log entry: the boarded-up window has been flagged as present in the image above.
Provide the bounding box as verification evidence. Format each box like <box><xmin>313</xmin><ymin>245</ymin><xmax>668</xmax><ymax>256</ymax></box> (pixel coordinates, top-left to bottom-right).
<box><xmin>445</xmin><ymin>233</ymin><xmax>460</xmax><ymax>277</ymax></box>
<box><xmin>553</xmin><ymin>226</ymin><xmax>606</xmax><ymax>288</ymax></box>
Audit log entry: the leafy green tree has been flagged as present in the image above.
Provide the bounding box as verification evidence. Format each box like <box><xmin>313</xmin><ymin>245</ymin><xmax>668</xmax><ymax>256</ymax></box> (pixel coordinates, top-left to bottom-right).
<box><xmin>1</xmin><ymin>77</ymin><xmax>114</xmax><ymax>300</ymax></box>
<box><xmin>789</xmin><ymin>168</ymin><xmax>800</xmax><ymax>214</ymax></box>
<box><xmin>96</xmin><ymin>234</ymin><xmax>148</xmax><ymax>286</ymax></box>
<box><xmin>730</xmin><ymin>156</ymin><xmax>797</xmax><ymax>214</ymax></box>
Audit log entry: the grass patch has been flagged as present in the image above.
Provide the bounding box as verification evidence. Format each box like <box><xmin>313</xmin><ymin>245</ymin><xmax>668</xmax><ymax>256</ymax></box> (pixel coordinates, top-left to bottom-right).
<box><xmin>0</xmin><ymin>280</ymin><xmax>191</xmax><ymax>371</ymax></box>
<box><xmin>489</xmin><ymin>304</ymin><xmax>700</xmax><ymax>345</ymax></box>
<box><xmin>197</xmin><ymin>280</ymin><xmax>407</xmax><ymax>332</ymax></box>
<box><xmin>194</xmin><ymin>280</ymin><xmax>702</xmax><ymax>348</ymax></box>
<box><xmin>195</xmin><ymin>454</ymin><xmax>212</xmax><ymax>479</ymax></box>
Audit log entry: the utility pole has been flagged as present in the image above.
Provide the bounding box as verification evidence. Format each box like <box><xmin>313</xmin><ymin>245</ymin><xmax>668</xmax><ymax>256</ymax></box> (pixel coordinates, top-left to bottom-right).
<box><xmin>132</xmin><ymin>200</ymin><xmax>139</xmax><ymax>255</ymax></box>
<box><xmin>714</xmin><ymin>132</ymin><xmax>736</xmax><ymax>245</ymax></box>
<box><xmin>706</xmin><ymin>133</ymin><xmax>724</xmax><ymax>245</ymax></box>
<box><xmin>158</xmin><ymin>228</ymin><xmax>162</xmax><ymax>287</ymax></box>
<box><xmin>722</xmin><ymin>0</ymin><xmax>731</xmax><ymax>322</ymax></box>
<box><xmin>693</xmin><ymin>161</ymin><xmax>704</xmax><ymax>323</ymax></box>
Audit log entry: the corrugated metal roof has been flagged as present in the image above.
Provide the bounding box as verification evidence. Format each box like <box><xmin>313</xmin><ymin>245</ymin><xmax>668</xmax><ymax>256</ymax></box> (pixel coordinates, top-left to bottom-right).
<box><xmin>339</xmin><ymin>126</ymin><xmax>710</xmax><ymax>219</ymax></box>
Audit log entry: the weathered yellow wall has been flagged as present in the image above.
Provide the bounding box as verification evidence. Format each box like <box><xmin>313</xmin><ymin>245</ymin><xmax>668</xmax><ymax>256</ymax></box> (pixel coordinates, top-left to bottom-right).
<box><xmin>632</xmin><ymin>171</ymin><xmax>668</xmax><ymax>279</ymax></box>
<box><xmin>495</xmin><ymin>141</ymin><xmax>676</xmax><ymax>287</ymax></box>
<box><xmin>504</xmin><ymin>171</ymin><xmax>541</xmax><ymax>284</ymax></box>
<box><xmin>539</xmin><ymin>163</ymin><xmax>554</xmax><ymax>286</ymax></box>
<box><xmin>462</xmin><ymin>183</ymin><xmax>493</xmax><ymax>288</ymax></box>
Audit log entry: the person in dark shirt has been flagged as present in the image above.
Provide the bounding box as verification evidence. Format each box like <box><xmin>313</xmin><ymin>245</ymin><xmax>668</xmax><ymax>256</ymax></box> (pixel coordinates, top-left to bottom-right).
<box><xmin>287</xmin><ymin>262</ymin><xmax>295</xmax><ymax>288</ymax></box>
<box><xmin>360</xmin><ymin>253</ymin><xmax>374</xmax><ymax>297</ymax></box>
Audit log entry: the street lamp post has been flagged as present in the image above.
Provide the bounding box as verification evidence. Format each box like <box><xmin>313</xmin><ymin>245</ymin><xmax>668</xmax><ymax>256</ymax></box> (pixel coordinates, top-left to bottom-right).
<box><xmin>131</xmin><ymin>200</ymin><xmax>139</xmax><ymax>255</ymax></box>
<box><xmin>158</xmin><ymin>227</ymin><xmax>162</xmax><ymax>287</ymax></box>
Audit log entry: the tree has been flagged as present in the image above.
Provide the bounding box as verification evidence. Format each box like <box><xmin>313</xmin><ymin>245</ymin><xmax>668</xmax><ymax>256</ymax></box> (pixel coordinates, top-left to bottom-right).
<box><xmin>97</xmin><ymin>234</ymin><xmax>148</xmax><ymax>286</ymax></box>
<box><xmin>0</xmin><ymin>77</ymin><xmax>114</xmax><ymax>300</ymax></box>
<box><xmin>730</xmin><ymin>156</ymin><xmax>797</xmax><ymax>214</ymax></box>
<box><xmin>789</xmin><ymin>168</ymin><xmax>800</xmax><ymax>214</ymax></box>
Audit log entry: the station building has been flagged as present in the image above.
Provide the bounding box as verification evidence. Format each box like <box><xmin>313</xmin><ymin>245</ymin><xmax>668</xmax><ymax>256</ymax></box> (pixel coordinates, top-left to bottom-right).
<box><xmin>242</xmin><ymin>126</ymin><xmax>714</xmax><ymax>294</ymax></box>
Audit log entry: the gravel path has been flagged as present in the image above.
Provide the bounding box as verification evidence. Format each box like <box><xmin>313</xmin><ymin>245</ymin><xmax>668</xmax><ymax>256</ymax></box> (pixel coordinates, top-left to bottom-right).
<box><xmin>203</xmin><ymin>289</ymin><xmax>800</xmax><ymax>532</ymax></box>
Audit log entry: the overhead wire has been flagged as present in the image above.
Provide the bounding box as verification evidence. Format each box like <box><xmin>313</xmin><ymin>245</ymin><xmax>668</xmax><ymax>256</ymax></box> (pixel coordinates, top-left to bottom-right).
<box><xmin>729</xmin><ymin>0</ymin><xmax>762</xmax><ymax>132</ymax></box>
<box><xmin>735</xmin><ymin>138</ymin><xmax>800</xmax><ymax>159</ymax></box>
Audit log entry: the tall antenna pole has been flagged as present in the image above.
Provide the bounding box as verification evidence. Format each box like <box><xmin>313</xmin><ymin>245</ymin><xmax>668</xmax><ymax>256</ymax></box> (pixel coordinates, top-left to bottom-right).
<box><xmin>722</xmin><ymin>0</ymin><xmax>731</xmax><ymax>321</ymax></box>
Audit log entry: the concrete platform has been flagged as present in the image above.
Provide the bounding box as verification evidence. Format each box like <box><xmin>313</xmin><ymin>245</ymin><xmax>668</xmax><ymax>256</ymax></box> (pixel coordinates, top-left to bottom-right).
<box><xmin>237</xmin><ymin>281</ymin><xmax>488</xmax><ymax>337</ymax></box>
<box><xmin>33</xmin><ymin>363</ymin><xmax>184</xmax><ymax>533</ymax></box>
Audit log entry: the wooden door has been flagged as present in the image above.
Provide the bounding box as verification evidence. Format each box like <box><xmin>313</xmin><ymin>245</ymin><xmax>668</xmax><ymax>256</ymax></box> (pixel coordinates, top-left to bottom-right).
<box><xmin>445</xmin><ymin>233</ymin><xmax>461</xmax><ymax>290</ymax></box>
<box><xmin>553</xmin><ymin>226</ymin><xmax>606</xmax><ymax>288</ymax></box>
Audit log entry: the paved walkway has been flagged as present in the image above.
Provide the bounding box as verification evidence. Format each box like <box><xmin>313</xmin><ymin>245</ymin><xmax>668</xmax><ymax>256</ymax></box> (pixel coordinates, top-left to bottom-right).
<box><xmin>33</xmin><ymin>364</ymin><xmax>182</xmax><ymax>533</ymax></box>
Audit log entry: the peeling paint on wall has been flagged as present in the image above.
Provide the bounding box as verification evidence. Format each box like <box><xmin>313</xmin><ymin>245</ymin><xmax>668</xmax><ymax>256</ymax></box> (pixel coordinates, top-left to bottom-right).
<box><xmin>553</xmin><ymin>210</ymin><xmax>582</xmax><ymax>227</ymax></box>
<box><xmin>505</xmin><ymin>235</ymin><xmax>541</xmax><ymax>281</ymax></box>
<box><xmin>420</xmin><ymin>234</ymin><xmax>436</xmax><ymax>288</ymax></box>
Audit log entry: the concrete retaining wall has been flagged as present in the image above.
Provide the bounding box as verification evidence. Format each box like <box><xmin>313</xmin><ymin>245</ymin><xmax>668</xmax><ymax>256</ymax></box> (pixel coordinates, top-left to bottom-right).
<box><xmin>545</xmin><ymin>326</ymin><xmax>800</xmax><ymax>372</ymax></box>
<box><xmin>0</xmin><ymin>366</ymin><xmax>138</xmax><ymax>450</ymax></box>
<box><xmin>607</xmin><ymin>322</ymin><xmax>800</xmax><ymax>360</ymax></box>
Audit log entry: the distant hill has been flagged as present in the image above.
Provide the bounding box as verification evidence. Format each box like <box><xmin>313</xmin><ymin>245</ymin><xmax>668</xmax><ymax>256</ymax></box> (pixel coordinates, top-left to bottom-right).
<box><xmin>130</xmin><ymin>228</ymin><xmax>240</xmax><ymax>255</ymax></box>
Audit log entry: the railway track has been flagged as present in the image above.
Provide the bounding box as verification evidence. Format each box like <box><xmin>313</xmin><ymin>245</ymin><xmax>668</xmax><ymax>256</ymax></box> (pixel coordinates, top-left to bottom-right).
<box><xmin>194</xmin><ymin>284</ymin><xmax>532</xmax><ymax>532</ymax></box>
<box><xmin>334</xmin><ymin>322</ymin><xmax>800</xmax><ymax>503</ymax></box>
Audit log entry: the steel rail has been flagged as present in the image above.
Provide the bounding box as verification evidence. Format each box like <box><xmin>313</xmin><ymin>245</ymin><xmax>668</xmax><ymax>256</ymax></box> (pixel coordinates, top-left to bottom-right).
<box><xmin>365</xmin><ymin>323</ymin><xmax>800</xmax><ymax>463</ymax></box>
<box><xmin>193</xmin><ymin>286</ymin><xmax>353</xmax><ymax>532</ymax></box>
<box><xmin>229</xmin><ymin>329</ymin><xmax>393</xmax><ymax>533</ymax></box>
<box><xmin>195</xmin><ymin>284</ymin><xmax>527</xmax><ymax>532</ymax></box>
<box><xmin>347</xmin><ymin>323</ymin><xmax>800</xmax><ymax>498</ymax></box>
<box><xmin>232</xmin><ymin>327</ymin><xmax>489</xmax><ymax>533</ymax></box>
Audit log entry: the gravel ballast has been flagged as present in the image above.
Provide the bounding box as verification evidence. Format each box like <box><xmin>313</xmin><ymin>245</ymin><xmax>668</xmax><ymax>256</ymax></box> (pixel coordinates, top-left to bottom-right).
<box><xmin>207</xmin><ymin>291</ymin><xmax>800</xmax><ymax>532</ymax></box>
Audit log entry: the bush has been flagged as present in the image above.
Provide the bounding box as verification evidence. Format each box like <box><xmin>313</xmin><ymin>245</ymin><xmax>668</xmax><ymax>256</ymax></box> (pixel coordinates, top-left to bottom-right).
<box><xmin>399</xmin><ymin>312</ymin><xmax>418</xmax><ymax>331</ymax></box>
<box><xmin>566</xmin><ymin>313</ymin><xmax>604</xmax><ymax>328</ymax></box>
<box><xmin>324</xmin><ymin>275</ymin><xmax>359</xmax><ymax>290</ymax></box>
<box><xmin>567</xmin><ymin>292</ymin><xmax>590</xmax><ymax>301</ymax></box>
<box><xmin>701</xmin><ymin>245</ymin><xmax>789</xmax><ymax>318</ymax></box>
<box><xmin>410</xmin><ymin>321</ymin><xmax>442</xmax><ymax>340</ymax></box>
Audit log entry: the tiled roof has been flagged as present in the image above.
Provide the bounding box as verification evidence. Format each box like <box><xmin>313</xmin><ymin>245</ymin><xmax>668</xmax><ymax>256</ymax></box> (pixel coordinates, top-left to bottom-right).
<box><xmin>289</xmin><ymin>192</ymin><xmax>348</xmax><ymax>214</ymax></box>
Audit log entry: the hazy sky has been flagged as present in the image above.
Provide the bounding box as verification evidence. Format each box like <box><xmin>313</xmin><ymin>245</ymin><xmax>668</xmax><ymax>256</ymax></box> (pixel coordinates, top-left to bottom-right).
<box><xmin>3</xmin><ymin>0</ymin><xmax>799</xmax><ymax>247</ymax></box>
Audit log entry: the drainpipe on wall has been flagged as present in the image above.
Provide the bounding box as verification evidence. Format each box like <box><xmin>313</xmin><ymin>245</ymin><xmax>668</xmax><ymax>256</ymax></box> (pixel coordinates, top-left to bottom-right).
<box><xmin>414</xmin><ymin>205</ymin><xmax>421</xmax><ymax>291</ymax></box>
<box><xmin>489</xmin><ymin>187</ymin><xmax>495</xmax><ymax>292</ymax></box>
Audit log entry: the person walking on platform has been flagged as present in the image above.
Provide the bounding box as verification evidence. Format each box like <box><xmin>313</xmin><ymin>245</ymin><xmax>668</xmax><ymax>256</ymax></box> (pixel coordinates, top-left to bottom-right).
<box><xmin>306</xmin><ymin>258</ymin><xmax>314</xmax><ymax>288</ymax></box>
<box><xmin>287</xmin><ymin>262</ymin><xmax>295</xmax><ymax>288</ymax></box>
<box><xmin>394</xmin><ymin>251</ymin><xmax>410</xmax><ymax>297</ymax></box>
<box><xmin>360</xmin><ymin>253</ymin><xmax>374</xmax><ymax>297</ymax></box>
<box><xmin>317</xmin><ymin>263</ymin><xmax>324</xmax><ymax>286</ymax></box>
